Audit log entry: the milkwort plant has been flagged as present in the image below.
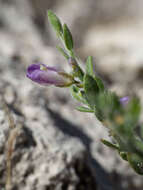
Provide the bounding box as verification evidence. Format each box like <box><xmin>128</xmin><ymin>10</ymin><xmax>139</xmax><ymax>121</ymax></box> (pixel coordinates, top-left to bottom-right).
<box><xmin>27</xmin><ymin>10</ymin><xmax>143</xmax><ymax>175</ymax></box>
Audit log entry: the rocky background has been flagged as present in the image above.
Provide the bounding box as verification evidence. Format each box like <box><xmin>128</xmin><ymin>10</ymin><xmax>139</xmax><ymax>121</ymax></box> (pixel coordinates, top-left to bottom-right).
<box><xmin>0</xmin><ymin>0</ymin><xmax>143</xmax><ymax>189</ymax></box>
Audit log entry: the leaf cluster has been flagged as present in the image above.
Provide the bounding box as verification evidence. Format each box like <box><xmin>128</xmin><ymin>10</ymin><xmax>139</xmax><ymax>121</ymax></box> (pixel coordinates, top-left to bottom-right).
<box><xmin>48</xmin><ymin>10</ymin><xmax>143</xmax><ymax>175</ymax></box>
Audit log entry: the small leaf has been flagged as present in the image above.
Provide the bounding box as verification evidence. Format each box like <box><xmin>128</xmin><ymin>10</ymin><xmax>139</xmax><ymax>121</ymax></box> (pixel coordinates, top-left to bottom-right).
<box><xmin>86</xmin><ymin>56</ymin><xmax>104</xmax><ymax>91</ymax></box>
<box><xmin>83</xmin><ymin>74</ymin><xmax>99</xmax><ymax>108</ymax></box>
<box><xmin>56</xmin><ymin>46</ymin><xmax>69</xmax><ymax>59</ymax></box>
<box><xmin>48</xmin><ymin>10</ymin><xmax>63</xmax><ymax>36</ymax></box>
<box><xmin>63</xmin><ymin>24</ymin><xmax>73</xmax><ymax>50</ymax></box>
<box><xmin>101</xmin><ymin>139</ymin><xmax>119</xmax><ymax>150</ymax></box>
<box><xmin>86</xmin><ymin>56</ymin><xmax>94</xmax><ymax>76</ymax></box>
<box><xmin>76</xmin><ymin>106</ymin><xmax>94</xmax><ymax>113</ymax></box>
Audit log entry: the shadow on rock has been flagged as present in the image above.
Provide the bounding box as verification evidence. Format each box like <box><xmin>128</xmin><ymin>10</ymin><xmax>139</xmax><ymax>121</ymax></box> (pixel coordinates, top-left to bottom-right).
<box><xmin>45</xmin><ymin>105</ymin><xmax>122</xmax><ymax>190</ymax></box>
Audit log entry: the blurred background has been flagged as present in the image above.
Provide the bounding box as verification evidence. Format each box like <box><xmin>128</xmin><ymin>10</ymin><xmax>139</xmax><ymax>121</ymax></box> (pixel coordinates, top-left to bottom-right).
<box><xmin>0</xmin><ymin>0</ymin><xmax>143</xmax><ymax>189</ymax></box>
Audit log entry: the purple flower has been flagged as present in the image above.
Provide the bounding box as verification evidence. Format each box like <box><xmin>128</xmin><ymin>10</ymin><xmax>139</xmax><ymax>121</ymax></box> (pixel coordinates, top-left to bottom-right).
<box><xmin>120</xmin><ymin>96</ymin><xmax>129</xmax><ymax>105</ymax></box>
<box><xmin>26</xmin><ymin>63</ymin><xmax>73</xmax><ymax>87</ymax></box>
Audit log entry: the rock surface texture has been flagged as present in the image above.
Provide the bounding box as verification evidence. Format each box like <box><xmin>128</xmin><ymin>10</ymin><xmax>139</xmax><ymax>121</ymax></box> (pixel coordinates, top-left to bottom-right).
<box><xmin>0</xmin><ymin>0</ymin><xmax>143</xmax><ymax>190</ymax></box>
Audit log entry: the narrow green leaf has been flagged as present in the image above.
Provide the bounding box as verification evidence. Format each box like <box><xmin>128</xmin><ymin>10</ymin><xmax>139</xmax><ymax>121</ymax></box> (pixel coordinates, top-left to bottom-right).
<box><xmin>48</xmin><ymin>10</ymin><xmax>63</xmax><ymax>36</ymax></box>
<box><xmin>86</xmin><ymin>56</ymin><xmax>104</xmax><ymax>91</ymax></box>
<box><xmin>86</xmin><ymin>56</ymin><xmax>94</xmax><ymax>76</ymax></box>
<box><xmin>56</xmin><ymin>46</ymin><xmax>69</xmax><ymax>59</ymax></box>
<box><xmin>101</xmin><ymin>139</ymin><xmax>119</xmax><ymax>150</ymax></box>
<box><xmin>83</xmin><ymin>74</ymin><xmax>99</xmax><ymax>108</ymax></box>
<box><xmin>63</xmin><ymin>24</ymin><xmax>73</xmax><ymax>50</ymax></box>
<box><xmin>76</xmin><ymin>106</ymin><xmax>94</xmax><ymax>113</ymax></box>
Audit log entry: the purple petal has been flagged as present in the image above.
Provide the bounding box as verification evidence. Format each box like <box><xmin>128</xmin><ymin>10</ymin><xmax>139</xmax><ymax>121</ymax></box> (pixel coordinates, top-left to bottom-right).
<box><xmin>26</xmin><ymin>63</ymin><xmax>68</xmax><ymax>86</ymax></box>
<box><xmin>120</xmin><ymin>96</ymin><xmax>129</xmax><ymax>105</ymax></box>
<box><xmin>27</xmin><ymin>63</ymin><xmax>58</xmax><ymax>74</ymax></box>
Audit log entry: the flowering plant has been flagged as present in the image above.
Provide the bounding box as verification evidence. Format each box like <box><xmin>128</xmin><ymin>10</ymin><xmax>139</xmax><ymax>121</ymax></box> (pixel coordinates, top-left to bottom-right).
<box><xmin>27</xmin><ymin>10</ymin><xmax>143</xmax><ymax>175</ymax></box>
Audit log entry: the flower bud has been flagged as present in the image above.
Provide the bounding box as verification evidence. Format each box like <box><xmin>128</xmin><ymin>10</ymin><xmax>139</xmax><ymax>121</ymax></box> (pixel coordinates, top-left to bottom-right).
<box><xmin>26</xmin><ymin>63</ymin><xmax>73</xmax><ymax>87</ymax></box>
<box><xmin>120</xmin><ymin>96</ymin><xmax>129</xmax><ymax>105</ymax></box>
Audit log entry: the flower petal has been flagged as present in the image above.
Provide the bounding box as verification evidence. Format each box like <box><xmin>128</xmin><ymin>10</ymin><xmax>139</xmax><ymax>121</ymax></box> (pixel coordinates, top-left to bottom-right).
<box><xmin>26</xmin><ymin>63</ymin><xmax>70</xmax><ymax>86</ymax></box>
<box><xmin>120</xmin><ymin>96</ymin><xmax>129</xmax><ymax>105</ymax></box>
